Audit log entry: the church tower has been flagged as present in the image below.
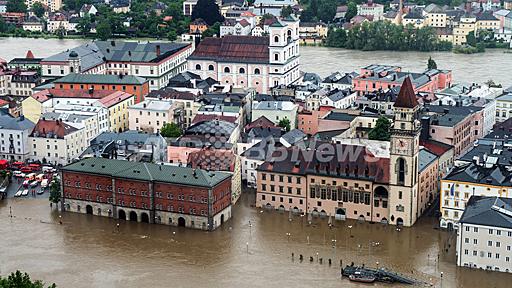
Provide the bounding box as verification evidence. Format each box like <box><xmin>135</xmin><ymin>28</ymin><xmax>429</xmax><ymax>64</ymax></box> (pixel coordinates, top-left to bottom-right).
<box><xmin>388</xmin><ymin>77</ymin><xmax>421</xmax><ymax>227</ymax></box>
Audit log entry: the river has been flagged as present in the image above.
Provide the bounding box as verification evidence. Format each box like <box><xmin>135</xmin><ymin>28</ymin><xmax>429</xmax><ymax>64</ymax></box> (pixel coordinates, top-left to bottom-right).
<box><xmin>0</xmin><ymin>38</ymin><xmax>511</xmax><ymax>86</ymax></box>
<box><xmin>1</xmin><ymin>38</ymin><xmax>512</xmax><ymax>287</ymax></box>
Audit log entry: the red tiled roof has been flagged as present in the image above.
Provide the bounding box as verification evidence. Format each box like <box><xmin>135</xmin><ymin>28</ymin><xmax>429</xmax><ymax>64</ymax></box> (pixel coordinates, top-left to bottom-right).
<box><xmin>187</xmin><ymin>149</ymin><xmax>235</xmax><ymax>172</ymax></box>
<box><xmin>26</xmin><ymin>50</ymin><xmax>34</xmax><ymax>59</ymax></box>
<box><xmin>97</xmin><ymin>91</ymin><xmax>134</xmax><ymax>108</ymax></box>
<box><xmin>30</xmin><ymin>119</ymin><xmax>78</xmax><ymax>138</ymax></box>
<box><xmin>0</xmin><ymin>99</ymin><xmax>9</xmax><ymax>107</ymax></box>
<box><xmin>420</xmin><ymin>139</ymin><xmax>453</xmax><ymax>156</ymax></box>
<box><xmin>190</xmin><ymin>36</ymin><xmax>270</xmax><ymax>64</ymax></box>
<box><xmin>192</xmin><ymin>114</ymin><xmax>237</xmax><ymax>125</ymax></box>
<box><xmin>245</xmin><ymin>115</ymin><xmax>277</xmax><ymax>131</ymax></box>
<box><xmin>31</xmin><ymin>89</ymin><xmax>119</xmax><ymax>103</ymax></box>
<box><xmin>394</xmin><ymin>77</ymin><xmax>419</xmax><ymax>108</ymax></box>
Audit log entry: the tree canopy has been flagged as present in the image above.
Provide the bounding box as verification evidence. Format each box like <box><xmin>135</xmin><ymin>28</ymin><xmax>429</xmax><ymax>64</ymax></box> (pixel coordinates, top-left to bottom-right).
<box><xmin>427</xmin><ymin>57</ymin><xmax>437</xmax><ymax>70</ymax></box>
<box><xmin>191</xmin><ymin>0</ymin><xmax>224</xmax><ymax>26</ymax></box>
<box><xmin>368</xmin><ymin>117</ymin><xmax>391</xmax><ymax>141</ymax></box>
<box><xmin>160</xmin><ymin>123</ymin><xmax>183</xmax><ymax>138</ymax></box>
<box><xmin>278</xmin><ymin>118</ymin><xmax>291</xmax><ymax>132</ymax></box>
<box><xmin>49</xmin><ymin>178</ymin><xmax>61</xmax><ymax>205</ymax></box>
<box><xmin>31</xmin><ymin>2</ymin><xmax>45</xmax><ymax>18</ymax></box>
<box><xmin>0</xmin><ymin>270</ymin><xmax>56</xmax><ymax>288</ymax></box>
<box><xmin>96</xmin><ymin>17</ymin><xmax>112</xmax><ymax>40</ymax></box>
<box><xmin>6</xmin><ymin>0</ymin><xmax>27</xmax><ymax>13</ymax></box>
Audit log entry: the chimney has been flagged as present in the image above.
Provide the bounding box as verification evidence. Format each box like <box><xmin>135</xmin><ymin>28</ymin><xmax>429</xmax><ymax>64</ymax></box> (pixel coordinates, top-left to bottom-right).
<box><xmin>156</xmin><ymin>45</ymin><xmax>161</xmax><ymax>57</ymax></box>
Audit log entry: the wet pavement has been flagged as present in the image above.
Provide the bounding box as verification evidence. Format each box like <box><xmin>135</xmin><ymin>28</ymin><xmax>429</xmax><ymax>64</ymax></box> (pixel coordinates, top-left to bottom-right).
<box><xmin>1</xmin><ymin>189</ymin><xmax>511</xmax><ymax>287</ymax></box>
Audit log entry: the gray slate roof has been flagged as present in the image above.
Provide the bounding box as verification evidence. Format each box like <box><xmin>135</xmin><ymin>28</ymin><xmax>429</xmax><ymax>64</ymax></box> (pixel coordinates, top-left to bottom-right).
<box><xmin>419</xmin><ymin>149</ymin><xmax>438</xmax><ymax>172</ymax></box>
<box><xmin>459</xmin><ymin>196</ymin><xmax>512</xmax><ymax>229</ymax></box>
<box><xmin>0</xmin><ymin>115</ymin><xmax>35</xmax><ymax>131</ymax></box>
<box><xmin>55</xmin><ymin>73</ymin><xmax>147</xmax><ymax>85</ymax></box>
<box><xmin>281</xmin><ymin>129</ymin><xmax>306</xmax><ymax>145</ymax></box>
<box><xmin>62</xmin><ymin>157</ymin><xmax>230</xmax><ymax>187</ymax></box>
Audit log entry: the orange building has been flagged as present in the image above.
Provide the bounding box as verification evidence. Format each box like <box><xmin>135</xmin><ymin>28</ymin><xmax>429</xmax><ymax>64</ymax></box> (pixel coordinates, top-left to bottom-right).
<box><xmin>189</xmin><ymin>18</ymin><xmax>209</xmax><ymax>34</ymax></box>
<box><xmin>53</xmin><ymin>73</ymin><xmax>149</xmax><ymax>103</ymax></box>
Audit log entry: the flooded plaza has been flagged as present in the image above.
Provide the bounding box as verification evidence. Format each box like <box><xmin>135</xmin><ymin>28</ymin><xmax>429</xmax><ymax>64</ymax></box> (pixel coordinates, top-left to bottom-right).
<box><xmin>1</xmin><ymin>190</ymin><xmax>512</xmax><ymax>288</ymax></box>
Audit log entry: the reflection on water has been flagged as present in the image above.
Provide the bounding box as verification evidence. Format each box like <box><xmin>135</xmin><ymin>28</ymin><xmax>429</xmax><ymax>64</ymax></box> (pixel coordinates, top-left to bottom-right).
<box><xmin>1</xmin><ymin>192</ymin><xmax>512</xmax><ymax>288</ymax></box>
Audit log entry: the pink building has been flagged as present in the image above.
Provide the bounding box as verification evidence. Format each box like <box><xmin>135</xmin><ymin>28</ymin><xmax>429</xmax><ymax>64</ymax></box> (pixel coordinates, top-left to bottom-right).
<box><xmin>353</xmin><ymin>64</ymin><xmax>452</xmax><ymax>96</ymax></box>
<box><xmin>297</xmin><ymin>107</ymin><xmax>333</xmax><ymax>135</ymax></box>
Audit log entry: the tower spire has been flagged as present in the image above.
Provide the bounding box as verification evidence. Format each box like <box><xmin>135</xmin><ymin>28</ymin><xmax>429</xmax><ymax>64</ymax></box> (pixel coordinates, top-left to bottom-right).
<box><xmin>394</xmin><ymin>77</ymin><xmax>418</xmax><ymax>108</ymax></box>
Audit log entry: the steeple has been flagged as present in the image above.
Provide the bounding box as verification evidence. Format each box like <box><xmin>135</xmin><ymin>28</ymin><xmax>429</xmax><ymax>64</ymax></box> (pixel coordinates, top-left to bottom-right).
<box><xmin>394</xmin><ymin>77</ymin><xmax>418</xmax><ymax>109</ymax></box>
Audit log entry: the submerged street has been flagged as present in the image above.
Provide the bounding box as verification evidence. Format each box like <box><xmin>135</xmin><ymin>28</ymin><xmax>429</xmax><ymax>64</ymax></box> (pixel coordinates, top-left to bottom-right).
<box><xmin>1</xmin><ymin>190</ymin><xmax>511</xmax><ymax>287</ymax></box>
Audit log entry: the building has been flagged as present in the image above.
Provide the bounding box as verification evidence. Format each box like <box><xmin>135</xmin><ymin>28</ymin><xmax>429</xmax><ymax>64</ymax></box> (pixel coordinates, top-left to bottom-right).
<box><xmin>8</xmin><ymin>71</ymin><xmax>41</xmax><ymax>97</ymax></box>
<box><xmin>94</xmin><ymin>91</ymin><xmax>134</xmax><ymax>133</ymax></box>
<box><xmin>29</xmin><ymin>118</ymin><xmax>87</xmax><ymax>165</ymax></box>
<box><xmin>187</xmin><ymin>16</ymin><xmax>301</xmax><ymax>93</ymax></box>
<box><xmin>0</xmin><ymin>114</ymin><xmax>35</xmax><ymax>161</ymax></box>
<box><xmin>128</xmin><ymin>99</ymin><xmax>184</xmax><ymax>133</ymax></box>
<box><xmin>146</xmin><ymin>88</ymin><xmax>200</xmax><ymax>128</ymax></box>
<box><xmin>456</xmin><ymin>196</ymin><xmax>512</xmax><ymax>273</ymax></box>
<box><xmin>60</xmin><ymin>157</ymin><xmax>232</xmax><ymax>230</ymax></box>
<box><xmin>41</xmin><ymin>111</ymin><xmax>100</xmax><ymax>144</ymax></box>
<box><xmin>256</xmin><ymin>77</ymin><xmax>428</xmax><ymax>226</ymax></box>
<box><xmin>357</xmin><ymin>0</ymin><xmax>384</xmax><ymax>21</ymax></box>
<box><xmin>25</xmin><ymin>0</ymin><xmax>62</xmax><ymax>12</ymax></box>
<box><xmin>80</xmin><ymin>131</ymin><xmax>168</xmax><ymax>163</ymax></box>
<box><xmin>320</xmin><ymin>89</ymin><xmax>357</xmax><ymax>109</ymax></box>
<box><xmin>183</xmin><ymin>0</ymin><xmax>197</xmax><ymax>16</ymax></box>
<box><xmin>22</xmin><ymin>19</ymin><xmax>44</xmax><ymax>32</ymax></box>
<box><xmin>298</xmin><ymin>22</ymin><xmax>328</xmax><ymax>44</ymax></box>
<box><xmin>41</xmin><ymin>41</ymin><xmax>193</xmax><ymax>91</ymax></box>
<box><xmin>53</xmin><ymin>73</ymin><xmax>149</xmax><ymax>104</ymax></box>
<box><xmin>7</xmin><ymin>50</ymin><xmax>42</xmax><ymax>71</ymax></box>
<box><xmin>496</xmin><ymin>93</ymin><xmax>512</xmax><ymax>123</ymax></box>
<box><xmin>440</xmin><ymin>163</ymin><xmax>512</xmax><ymax>230</ymax></box>
<box><xmin>423</xmin><ymin>4</ymin><xmax>447</xmax><ymax>28</ymax></box>
<box><xmin>189</xmin><ymin>18</ymin><xmax>209</xmax><ymax>34</ymax></box>
<box><xmin>353</xmin><ymin>64</ymin><xmax>452</xmax><ymax>96</ymax></box>
<box><xmin>53</xmin><ymin>103</ymin><xmax>110</xmax><ymax>134</ymax></box>
<box><xmin>251</xmin><ymin>101</ymin><xmax>298</xmax><ymax>129</ymax></box>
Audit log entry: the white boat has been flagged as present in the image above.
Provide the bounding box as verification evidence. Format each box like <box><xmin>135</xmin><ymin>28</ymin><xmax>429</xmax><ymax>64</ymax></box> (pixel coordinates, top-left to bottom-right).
<box><xmin>14</xmin><ymin>190</ymin><xmax>22</xmax><ymax>197</ymax></box>
<box><xmin>21</xmin><ymin>189</ymin><xmax>29</xmax><ymax>196</ymax></box>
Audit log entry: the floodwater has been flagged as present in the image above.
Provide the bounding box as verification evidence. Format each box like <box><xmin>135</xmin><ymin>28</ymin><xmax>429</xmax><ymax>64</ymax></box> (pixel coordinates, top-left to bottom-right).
<box><xmin>1</xmin><ymin>190</ymin><xmax>512</xmax><ymax>288</ymax></box>
<box><xmin>0</xmin><ymin>37</ymin><xmax>511</xmax><ymax>86</ymax></box>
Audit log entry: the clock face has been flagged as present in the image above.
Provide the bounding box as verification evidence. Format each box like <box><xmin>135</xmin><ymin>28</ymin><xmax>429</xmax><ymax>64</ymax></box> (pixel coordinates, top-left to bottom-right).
<box><xmin>395</xmin><ymin>138</ymin><xmax>410</xmax><ymax>154</ymax></box>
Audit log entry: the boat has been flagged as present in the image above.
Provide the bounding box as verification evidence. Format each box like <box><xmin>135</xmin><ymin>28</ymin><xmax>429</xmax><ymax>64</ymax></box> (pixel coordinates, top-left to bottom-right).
<box><xmin>21</xmin><ymin>189</ymin><xmax>29</xmax><ymax>196</ymax></box>
<box><xmin>349</xmin><ymin>272</ymin><xmax>376</xmax><ymax>283</ymax></box>
<box><xmin>342</xmin><ymin>265</ymin><xmax>416</xmax><ymax>285</ymax></box>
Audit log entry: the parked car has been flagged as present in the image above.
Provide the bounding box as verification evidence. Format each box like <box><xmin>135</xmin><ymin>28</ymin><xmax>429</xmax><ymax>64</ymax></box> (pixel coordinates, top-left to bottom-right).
<box><xmin>30</xmin><ymin>181</ymin><xmax>38</xmax><ymax>188</ymax></box>
<box><xmin>21</xmin><ymin>189</ymin><xmax>29</xmax><ymax>196</ymax></box>
<box><xmin>28</xmin><ymin>163</ymin><xmax>41</xmax><ymax>171</ymax></box>
<box><xmin>14</xmin><ymin>190</ymin><xmax>22</xmax><ymax>197</ymax></box>
<box><xmin>20</xmin><ymin>166</ymin><xmax>32</xmax><ymax>173</ymax></box>
<box><xmin>22</xmin><ymin>180</ymin><xmax>30</xmax><ymax>187</ymax></box>
<box><xmin>37</xmin><ymin>189</ymin><xmax>45</xmax><ymax>195</ymax></box>
<box><xmin>25</xmin><ymin>173</ymin><xmax>36</xmax><ymax>181</ymax></box>
<box><xmin>35</xmin><ymin>174</ymin><xmax>44</xmax><ymax>182</ymax></box>
<box><xmin>41</xmin><ymin>179</ymin><xmax>49</xmax><ymax>188</ymax></box>
<box><xmin>13</xmin><ymin>171</ymin><xmax>25</xmax><ymax>178</ymax></box>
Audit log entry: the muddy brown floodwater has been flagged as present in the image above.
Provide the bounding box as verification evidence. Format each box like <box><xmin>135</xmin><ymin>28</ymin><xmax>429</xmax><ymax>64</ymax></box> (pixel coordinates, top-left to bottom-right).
<box><xmin>1</xmin><ymin>191</ymin><xmax>512</xmax><ymax>288</ymax></box>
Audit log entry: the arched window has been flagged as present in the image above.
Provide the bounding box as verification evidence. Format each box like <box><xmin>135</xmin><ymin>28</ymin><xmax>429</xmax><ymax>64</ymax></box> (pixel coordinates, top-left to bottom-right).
<box><xmin>224</xmin><ymin>67</ymin><xmax>230</xmax><ymax>73</ymax></box>
<box><xmin>195</xmin><ymin>64</ymin><xmax>201</xmax><ymax>70</ymax></box>
<box><xmin>208</xmin><ymin>65</ymin><xmax>214</xmax><ymax>71</ymax></box>
<box><xmin>274</xmin><ymin>53</ymin><xmax>279</xmax><ymax>61</ymax></box>
<box><xmin>397</xmin><ymin>158</ymin><xmax>406</xmax><ymax>185</ymax></box>
<box><xmin>254</xmin><ymin>68</ymin><xmax>261</xmax><ymax>74</ymax></box>
<box><xmin>239</xmin><ymin>67</ymin><xmax>245</xmax><ymax>74</ymax></box>
<box><xmin>274</xmin><ymin>35</ymin><xmax>279</xmax><ymax>43</ymax></box>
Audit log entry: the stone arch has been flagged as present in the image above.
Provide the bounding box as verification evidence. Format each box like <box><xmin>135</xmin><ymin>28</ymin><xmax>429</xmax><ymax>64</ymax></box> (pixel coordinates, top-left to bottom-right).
<box><xmin>358</xmin><ymin>215</ymin><xmax>365</xmax><ymax>222</ymax></box>
<box><xmin>118</xmin><ymin>209</ymin><xmax>126</xmax><ymax>220</ymax></box>
<box><xmin>336</xmin><ymin>208</ymin><xmax>345</xmax><ymax>215</ymax></box>
<box><xmin>254</xmin><ymin>68</ymin><xmax>261</xmax><ymax>74</ymax></box>
<box><xmin>381</xmin><ymin>218</ymin><xmax>388</xmax><ymax>224</ymax></box>
<box><xmin>221</xmin><ymin>214</ymin><xmax>225</xmax><ymax>224</ymax></box>
<box><xmin>195</xmin><ymin>64</ymin><xmax>201</xmax><ymax>70</ymax></box>
<box><xmin>396</xmin><ymin>217</ymin><xmax>404</xmax><ymax>226</ymax></box>
<box><xmin>224</xmin><ymin>66</ymin><xmax>230</xmax><ymax>73</ymax></box>
<box><xmin>374</xmin><ymin>186</ymin><xmax>389</xmax><ymax>198</ymax></box>
<box><xmin>141</xmin><ymin>212</ymin><xmax>149</xmax><ymax>223</ymax></box>
<box><xmin>178</xmin><ymin>217</ymin><xmax>186</xmax><ymax>227</ymax></box>
<box><xmin>208</xmin><ymin>64</ymin><xmax>214</xmax><ymax>71</ymax></box>
<box><xmin>129</xmin><ymin>211</ymin><xmax>138</xmax><ymax>221</ymax></box>
<box><xmin>85</xmin><ymin>205</ymin><xmax>93</xmax><ymax>215</ymax></box>
<box><xmin>274</xmin><ymin>35</ymin><xmax>279</xmax><ymax>43</ymax></box>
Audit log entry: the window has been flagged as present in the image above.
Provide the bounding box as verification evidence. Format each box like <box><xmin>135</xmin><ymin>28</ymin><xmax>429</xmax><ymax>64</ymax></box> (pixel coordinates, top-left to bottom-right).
<box><xmin>239</xmin><ymin>67</ymin><xmax>245</xmax><ymax>74</ymax></box>
<box><xmin>274</xmin><ymin>54</ymin><xmax>279</xmax><ymax>61</ymax></box>
<box><xmin>274</xmin><ymin>35</ymin><xmax>279</xmax><ymax>43</ymax></box>
<box><xmin>397</xmin><ymin>158</ymin><xmax>406</xmax><ymax>184</ymax></box>
<box><xmin>224</xmin><ymin>67</ymin><xmax>230</xmax><ymax>73</ymax></box>
<box><xmin>195</xmin><ymin>64</ymin><xmax>201</xmax><ymax>70</ymax></box>
<box><xmin>208</xmin><ymin>65</ymin><xmax>214</xmax><ymax>71</ymax></box>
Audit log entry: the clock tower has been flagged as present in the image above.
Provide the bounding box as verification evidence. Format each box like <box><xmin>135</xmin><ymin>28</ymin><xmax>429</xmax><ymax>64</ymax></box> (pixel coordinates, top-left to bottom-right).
<box><xmin>389</xmin><ymin>77</ymin><xmax>421</xmax><ymax>227</ymax></box>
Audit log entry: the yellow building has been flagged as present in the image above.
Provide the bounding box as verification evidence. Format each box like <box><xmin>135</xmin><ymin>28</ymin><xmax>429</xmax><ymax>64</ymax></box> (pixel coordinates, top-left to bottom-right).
<box><xmin>94</xmin><ymin>91</ymin><xmax>135</xmax><ymax>133</ymax></box>
<box><xmin>453</xmin><ymin>15</ymin><xmax>476</xmax><ymax>46</ymax></box>
<box><xmin>403</xmin><ymin>11</ymin><xmax>426</xmax><ymax>28</ymax></box>
<box><xmin>21</xmin><ymin>92</ymin><xmax>51</xmax><ymax>123</ymax></box>
<box><xmin>437</xmin><ymin>28</ymin><xmax>454</xmax><ymax>43</ymax></box>
<box><xmin>423</xmin><ymin>4</ymin><xmax>447</xmax><ymax>28</ymax></box>
<box><xmin>476</xmin><ymin>13</ymin><xmax>500</xmax><ymax>31</ymax></box>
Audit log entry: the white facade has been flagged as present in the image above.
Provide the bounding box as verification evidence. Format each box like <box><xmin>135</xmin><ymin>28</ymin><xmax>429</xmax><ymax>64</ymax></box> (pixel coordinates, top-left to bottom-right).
<box><xmin>496</xmin><ymin>94</ymin><xmax>512</xmax><ymax>123</ymax></box>
<box><xmin>26</xmin><ymin>0</ymin><xmax>62</xmax><ymax>12</ymax></box>
<box><xmin>53</xmin><ymin>103</ymin><xmax>109</xmax><ymax>134</ymax></box>
<box><xmin>440</xmin><ymin>181</ymin><xmax>512</xmax><ymax>229</ymax></box>
<box><xmin>30</xmin><ymin>128</ymin><xmax>87</xmax><ymax>165</ymax></box>
<box><xmin>251</xmin><ymin>101</ymin><xmax>298</xmax><ymax>129</ymax></box>
<box><xmin>0</xmin><ymin>123</ymin><xmax>34</xmax><ymax>161</ymax></box>
<box><xmin>457</xmin><ymin>222</ymin><xmax>512</xmax><ymax>273</ymax></box>
<box><xmin>357</xmin><ymin>2</ymin><xmax>384</xmax><ymax>21</ymax></box>
<box><xmin>320</xmin><ymin>91</ymin><xmax>357</xmax><ymax>109</ymax></box>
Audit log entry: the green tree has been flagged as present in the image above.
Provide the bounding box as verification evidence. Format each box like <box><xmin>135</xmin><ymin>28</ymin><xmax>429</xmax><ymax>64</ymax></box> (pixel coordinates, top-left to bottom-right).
<box><xmin>368</xmin><ymin>117</ymin><xmax>391</xmax><ymax>141</ymax></box>
<box><xmin>0</xmin><ymin>270</ymin><xmax>56</xmax><ymax>288</ymax></box>
<box><xmin>281</xmin><ymin>5</ymin><xmax>293</xmax><ymax>18</ymax></box>
<box><xmin>325</xmin><ymin>27</ymin><xmax>347</xmax><ymax>47</ymax></box>
<box><xmin>31</xmin><ymin>2</ymin><xmax>45</xmax><ymax>18</ymax></box>
<box><xmin>427</xmin><ymin>57</ymin><xmax>437</xmax><ymax>70</ymax></box>
<box><xmin>55</xmin><ymin>26</ymin><xmax>66</xmax><ymax>39</ymax></box>
<box><xmin>0</xmin><ymin>17</ymin><xmax>8</xmax><ymax>33</ymax></box>
<box><xmin>160</xmin><ymin>122</ymin><xmax>183</xmax><ymax>138</ymax></box>
<box><xmin>167</xmin><ymin>30</ymin><xmax>177</xmax><ymax>41</ymax></box>
<box><xmin>77</xmin><ymin>15</ymin><xmax>91</xmax><ymax>36</ymax></box>
<box><xmin>6</xmin><ymin>0</ymin><xmax>27</xmax><ymax>13</ymax></box>
<box><xmin>49</xmin><ymin>178</ymin><xmax>61</xmax><ymax>206</ymax></box>
<box><xmin>466</xmin><ymin>31</ymin><xmax>477</xmax><ymax>46</ymax></box>
<box><xmin>191</xmin><ymin>0</ymin><xmax>224</xmax><ymax>26</ymax></box>
<box><xmin>345</xmin><ymin>1</ymin><xmax>357</xmax><ymax>21</ymax></box>
<box><xmin>202</xmin><ymin>22</ymin><xmax>220</xmax><ymax>37</ymax></box>
<box><xmin>278</xmin><ymin>118</ymin><xmax>291</xmax><ymax>132</ymax></box>
<box><xmin>317</xmin><ymin>1</ymin><xmax>336</xmax><ymax>22</ymax></box>
<box><xmin>96</xmin><ymin>18</ymin><xmax>112</xmax><ymax>41</ymax></box>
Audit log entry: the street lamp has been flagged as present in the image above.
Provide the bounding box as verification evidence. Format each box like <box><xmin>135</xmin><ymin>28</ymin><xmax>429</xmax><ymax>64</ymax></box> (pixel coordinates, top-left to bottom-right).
<box><xmin>348</xmin><ymin>225</ymin><xmax>353</xmax><ymax>238</ymax></box>
<box><xmin>440</xmin><ymin>272</ymin><xmax>444</xmax><ymax>288</ymax></box>
<box><xmin>286</xmin><ymin>232</ymin><xmax>291</xmax><ymax>242</ymax></box>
